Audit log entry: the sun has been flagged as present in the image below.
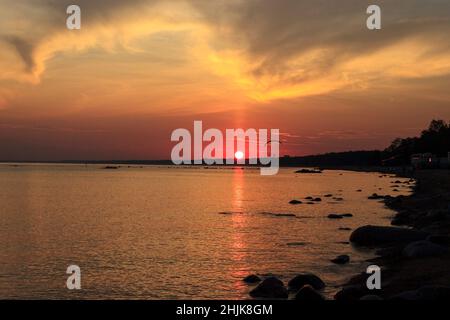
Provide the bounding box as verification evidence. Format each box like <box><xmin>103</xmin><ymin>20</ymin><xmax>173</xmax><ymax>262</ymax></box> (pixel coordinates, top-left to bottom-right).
<box><xmin>235</xmin><ymin>151</ymin><xmax>244</xmax><ymax>160</ymax></box>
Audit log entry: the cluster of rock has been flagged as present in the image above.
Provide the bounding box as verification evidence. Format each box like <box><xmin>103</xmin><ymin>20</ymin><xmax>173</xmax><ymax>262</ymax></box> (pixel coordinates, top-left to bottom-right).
<box><xmin>289</xmin><ymin>194</ymin><xmax>347</xmax><ymax>205</ymax></box>
<box><xmin>241</xmin><ymin>175</ymin><xmax>450</xmax><ymax>301</ymax></box>
<box><xmin>331</xmin><ymin>255</ymin><xmax>350</xmax><ymax>264</ymax></box>
<box><xmin>336</xmin><ymin>224</ymin><xmax>450</xmax><ymax>300</ymax></box>
<box><xmin>350</xmin><ymin>225</ymin><xmax>449</xmax><ymax>257</ymax></box>
<box><xmin>368</xmin><ymin>193</ymin><xmax>387</xmax><ymax>200</ymax></box>
<box><xmin>244</xmin><ymin>273</ymin><xmax>326</xmax><ymax>301</ymax></box>
<box><xmin>393</xmin><ymin>206</ymin><xmax>450</xmax><ymax>232</ymax></box>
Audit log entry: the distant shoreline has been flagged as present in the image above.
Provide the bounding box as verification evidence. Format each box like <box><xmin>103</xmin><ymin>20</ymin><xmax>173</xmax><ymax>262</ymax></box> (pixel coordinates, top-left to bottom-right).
<box><xmin>0</xmin><ymin>161</ymin><xmax>402</xmax><ymax>170</ymax></box>
<box><xmin>0</xmin><ymin>150</ymin><xmax>384</xmax><ymax>167</ymax></box>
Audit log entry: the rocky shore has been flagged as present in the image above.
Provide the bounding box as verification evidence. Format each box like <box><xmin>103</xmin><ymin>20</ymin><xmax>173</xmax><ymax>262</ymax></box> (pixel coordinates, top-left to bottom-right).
<box><xmin>337</xmin><ymin>169</ymin><xmax>450</xmax><ymax>300</ymax></box>
<box><xmin>242</xmin><ymin>169</ymin><xmax>450</xmax><ymax>301</ymax></box>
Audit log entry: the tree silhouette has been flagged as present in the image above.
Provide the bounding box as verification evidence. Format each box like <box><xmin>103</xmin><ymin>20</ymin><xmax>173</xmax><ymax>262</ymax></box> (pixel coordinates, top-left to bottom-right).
<box><xmin>383</xmin><ymin>119</ymin><xmax>450</xmax><ymax>164</ymax></box>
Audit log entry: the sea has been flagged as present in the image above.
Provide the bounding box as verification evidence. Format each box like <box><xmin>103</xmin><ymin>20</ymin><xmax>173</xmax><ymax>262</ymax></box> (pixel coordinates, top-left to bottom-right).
<box><xmin>0</xmin><ymin>164</ymin><xmax>413</xmax><ymax>299</ymax></box>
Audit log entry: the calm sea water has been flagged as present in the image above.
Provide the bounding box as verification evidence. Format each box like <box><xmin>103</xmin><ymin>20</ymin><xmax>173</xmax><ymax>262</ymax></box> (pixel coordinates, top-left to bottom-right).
<box><xmin>0</xmin><ymin>164</ymin><xmax>412</xmax><ymax>299</ymax></box>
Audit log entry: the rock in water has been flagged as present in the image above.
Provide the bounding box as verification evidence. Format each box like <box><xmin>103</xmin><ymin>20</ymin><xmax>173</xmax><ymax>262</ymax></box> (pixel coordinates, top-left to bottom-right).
<box><xmin>328</xmin><ymin>213</ymin><xmax>352</xmax><ymax>219</ymax></box>
<box><xmin>334</xmin><ymin>286</ymin><xmax>367</xmax><ymax>301</ymax></box>
<box><xmin>286</xmin><ymin>242</ymin><xmax>308</xmax><ymax>246</ymax></box>
<box><xmin>294</xmin><ymin>285</ymin><xmax>325</xmax><ymax>301</ymax></box>
<box><xmin>368</xmin><ymin>193</ymin><xmax>384</xmax><ymax>200</ymax></box>
<box><xmin>402</xmin><ymin>240</ymin><xmax>448</xmax><ymax>258</ymax></box>
<box><xmin>295</xmin><ymin>169</ymin><xmax>322</xmax><ymax>174</ymax></box>
<box><xmin>243</xmin><ymin>274</ymin><xmax>261</xmax><ymax>283</ymax></box>
<box><xmin>272</xmin><ymin>213</ymin><xmax>296</xmax><ymax>217</ymax></box>
<box><xmin>289</xmin><ymin>200</ymin><xmax>302</xmax><ymax>205</ymax></box>
<box><xmin>288</xmin><ymin>273</ymin><xmax>325</xmax><ymax>291</ymax></box>
<box><xmin>331</xmin><ymin>254</ymin><xmax>350</xmax><ymax>264</ymax></box>
<box><xmin>259</xmin><ymin>212</ymin><xmax>296</xmax><ymax>218</ymax></box>
<box><xmin>249</xmin><ymin>277</ymin><xmax>288</xmax><ymax>299</ymax></box>
<box><xmin>340</xmin><ymin>213</ymin><xmax>353</xmax><ymax>217</ymax></box>
<box><xmin>350</xmin><ymin>225</ymin><xmax>429</xmax><ymax>246</ymax></box>
<box><xmin>102</xmin><ymin>166</ymin><xmax>119</xmax><ymax>170</ymax></box>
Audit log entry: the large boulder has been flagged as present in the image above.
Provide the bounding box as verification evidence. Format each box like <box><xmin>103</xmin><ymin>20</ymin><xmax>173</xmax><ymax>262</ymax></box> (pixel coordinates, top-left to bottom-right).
<box><xmin>391</xmin><ymin>211</ymin><xmax>411</xmax><ymax>226</ymax></box>
<box><xmin>334</xmin><ymin>286</ymin><xmax>367</xmax><ymax>301</ymax></box>
<box><xmin>368</xmin><ymin>193</ymin><xmax>385</xmax><ymax>200</ymax></box>
<box><xmin>331</xmin><ymin>254</ymin><xmax>350</xmax><ymax>264</ymax></box>
<box><xmin>350</xmin><ymin>225</ymin><xmax>429</xmax><ymax>246</ymax></box>
<box><xmin>288</xmin><ymin>273</ymin><xmax>325</xmax><ymax>291</ymax></box>
<box><xmin>402</xmin><ymin>240</ymin><xmax>448</xmax><ymax>258</ymax></box>
<box><xmin>249</xmin><ymin>277</ymin><xmax>288</xmax><ymax>299</ymax></box>
<box><xmin>243</xmin><ymin>274</ymin><xmax>261</xmax><ymax>283</ymax></box>
<box><xmin>375</xmin><ymin>245</ymin><xmax>404</xmax><ymax>258</ymax></box>
<box><xmin>294</xmin><ymin>285</ymin><xmax>325</xmax><ymax>301</ymax></box>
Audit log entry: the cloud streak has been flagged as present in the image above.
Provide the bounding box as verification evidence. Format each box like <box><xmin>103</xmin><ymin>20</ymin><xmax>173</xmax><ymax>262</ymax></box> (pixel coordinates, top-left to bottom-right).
<box><xmin>1</xmin><ymin>0</ymin><xmax>450</xmax><ymax>102</ymax></box>
<box><xmin>191</xmin><ymin>0</ymin><xmax>450</xmax><ymax>100</ymax></box>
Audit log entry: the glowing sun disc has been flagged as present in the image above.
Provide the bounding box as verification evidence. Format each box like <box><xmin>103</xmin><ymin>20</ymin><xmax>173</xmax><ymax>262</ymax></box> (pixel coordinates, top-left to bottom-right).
<box><xmin>235</xmin><ymin>151</ymin><xmax>244</xmax><ymax>160</ymax></box>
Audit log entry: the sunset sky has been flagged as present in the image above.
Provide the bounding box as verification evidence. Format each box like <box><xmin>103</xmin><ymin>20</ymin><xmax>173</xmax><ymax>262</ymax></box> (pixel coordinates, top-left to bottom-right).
<box><xmin>1</xmin><ymin>0</ymin><xmax>450</xmax><ymax>161</ymax></box>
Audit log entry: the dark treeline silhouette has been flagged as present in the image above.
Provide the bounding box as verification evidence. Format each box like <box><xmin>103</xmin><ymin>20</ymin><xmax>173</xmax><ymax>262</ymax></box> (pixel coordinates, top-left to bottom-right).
<box><xmin>281</xmin><ymin>119</ymin><xmax>450</xmax><ymax>167</ymax></box>
<box><xmin>382</xmin><ymin>119</ymin><xmax>450</xmax><ymax>165</ymax></box>
<box><xmin>280</xmin><ymin>151</ymin><xmax>382</xmax><ymax>167</ymax></box>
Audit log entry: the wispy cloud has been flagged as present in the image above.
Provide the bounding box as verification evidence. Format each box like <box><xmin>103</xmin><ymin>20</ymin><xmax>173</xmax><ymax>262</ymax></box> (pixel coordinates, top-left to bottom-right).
<box><xmin>1</xmin><ymin>0</ymin><xmax>450</xmax><ymax>100</ymax></box>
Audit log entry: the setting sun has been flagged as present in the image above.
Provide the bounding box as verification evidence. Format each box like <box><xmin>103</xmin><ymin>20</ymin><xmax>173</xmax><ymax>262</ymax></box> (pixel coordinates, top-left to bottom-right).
<box><xmin>235</xmin><ymin>151</ymin><xmax>244</xmax><ymax>160</ymax></box>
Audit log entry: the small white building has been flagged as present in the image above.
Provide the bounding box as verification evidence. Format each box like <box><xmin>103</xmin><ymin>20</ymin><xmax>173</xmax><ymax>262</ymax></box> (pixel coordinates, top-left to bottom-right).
<box><xmin>411</xmin><ymin>153</ymin><xmax>438</xmax><ymax>169</ymax></box>
<box><xmin>411</xmin><ymin>152</ymin><xmax>450</xmax><ymax>169</ymax></box>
